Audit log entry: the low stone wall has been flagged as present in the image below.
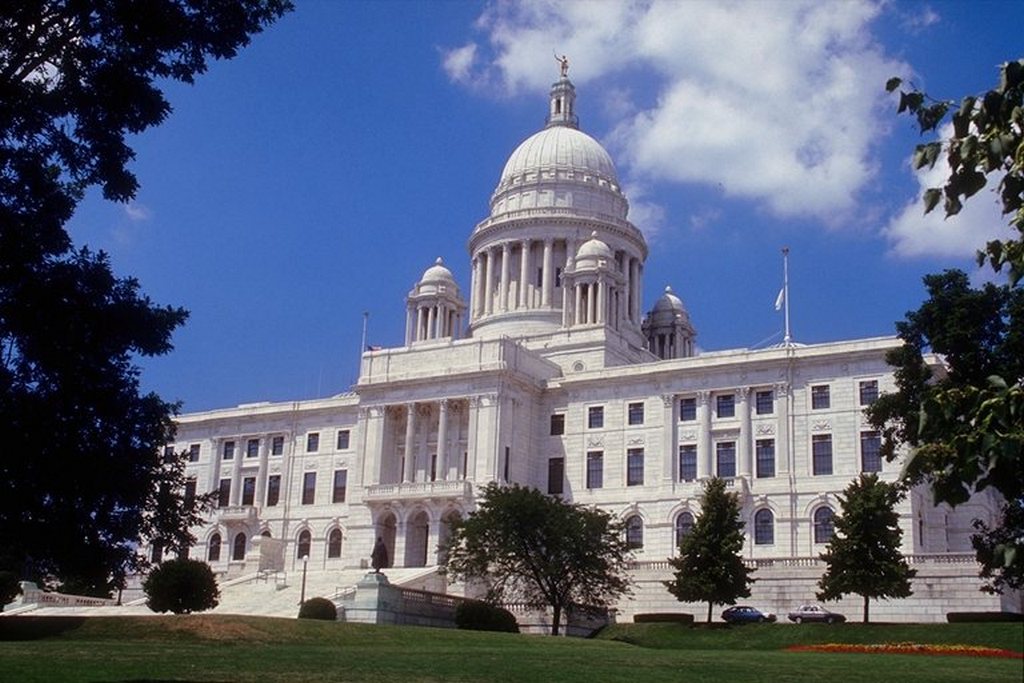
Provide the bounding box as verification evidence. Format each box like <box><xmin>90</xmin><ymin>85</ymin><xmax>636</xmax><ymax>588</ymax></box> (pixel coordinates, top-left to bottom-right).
<box><xmin>504</xmin><ymin>602</ymin><xmax>610</xmax><ymax>637</ymax></box>
<box><xmin>338</xmin><ymin>572</ymin><xmax>464</xmax><ymax>628</ymax></box>
<box><xmin>619</xmin><ymin>553</ymin><xmax>1022</xmax><ymax>623</ymax></box>
<box><xmin>13</xmin><ymin>582</ymin><xmax>118</xmax><ymax>609</ymax></box>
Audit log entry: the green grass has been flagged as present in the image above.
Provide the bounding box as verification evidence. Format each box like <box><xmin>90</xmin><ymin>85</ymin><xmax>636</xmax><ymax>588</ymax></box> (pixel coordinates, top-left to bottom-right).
<box><xmin>0</xmin><ymin>615</ymin><xmax>1019</xmax><ymax>682</ymax></box>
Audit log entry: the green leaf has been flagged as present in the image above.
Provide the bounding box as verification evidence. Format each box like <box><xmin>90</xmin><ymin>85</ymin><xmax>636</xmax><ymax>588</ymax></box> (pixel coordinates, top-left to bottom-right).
<box><xmin>885</xmin><ymin>77</ymin><xmax>903</xmax><ymax>93</ymax></box>
<box><xmin>922</xmin><ymin>188</ymin><xmax>942</xmax><ymax>213</ymax></box>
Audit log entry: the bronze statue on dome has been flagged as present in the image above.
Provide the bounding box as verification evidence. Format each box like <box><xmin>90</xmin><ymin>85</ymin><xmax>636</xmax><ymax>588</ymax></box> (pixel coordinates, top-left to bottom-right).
<box><xmin>555</xmin><ymin>53</ymin><xmax>569</xmax><ymax>78</ymax></box>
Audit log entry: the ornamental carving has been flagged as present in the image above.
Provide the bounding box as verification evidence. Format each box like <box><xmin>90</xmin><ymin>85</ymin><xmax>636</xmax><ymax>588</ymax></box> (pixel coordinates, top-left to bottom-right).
<box><xmin>587</xmin><ymin>437</ymin><xmax>604</xmax><ymax>448</ymax></box>
<box><xmin>661</xmin><ymin>393</ymin><xmax>674</xmax><ymax>408</ymax></box>
<box><xmin>755</xmin><ymin>424</ymin><xmax>776</xmax><ymax>436</ymax></box>
<box><xmin>627</xmin><ymin>437</ymin><xmax>645</xmax><ymax>446</ymax></box>
<box><xmin>811</xmin><ymin>420</ymin><xmax>832</xmax><ymax>432</ymax></box>
<box><xmin>697</xmin><ymin>390</ymin><xmax>711</xmax><ymax>405</ymax></box>
<box><xmin>678</xmin><ymin>430</ymin><xmax>697</xmax><ymax>441</ymax></box>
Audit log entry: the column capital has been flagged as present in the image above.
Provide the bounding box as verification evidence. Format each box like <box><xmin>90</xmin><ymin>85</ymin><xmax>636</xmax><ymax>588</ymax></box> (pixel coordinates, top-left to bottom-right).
<box><xmin>661</xmin><ymin>393</ymin><xmax>675</xmax><ymax>408</ymax></box>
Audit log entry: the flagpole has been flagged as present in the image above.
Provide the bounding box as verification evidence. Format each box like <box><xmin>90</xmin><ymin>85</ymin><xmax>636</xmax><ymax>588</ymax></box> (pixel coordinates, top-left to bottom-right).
<box><xmin>782</xmin><ymin>247</ymin><xmax>791</xmax><ymax>347</ymax></box>
<box><xmin>360</xmin><ymin>310</ymin><xmax>369</xmax><ymax>356</ymax></box>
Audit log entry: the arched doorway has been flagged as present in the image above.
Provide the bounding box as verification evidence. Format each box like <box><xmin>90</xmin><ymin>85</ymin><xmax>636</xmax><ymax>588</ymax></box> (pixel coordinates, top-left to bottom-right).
<box><xmin>437</xmin><ymin>510</ymin><xmax>462</xmax><ymax>565</ymax></box>
<box><xmin>405</xmin><ymin>510</ymin><xmax>430</xmax><ymax>568</ymax></box>
<box><xmin>377</xmin><ymin>512</ymin><xmax>397</xmax><ymax>568</ymax></box>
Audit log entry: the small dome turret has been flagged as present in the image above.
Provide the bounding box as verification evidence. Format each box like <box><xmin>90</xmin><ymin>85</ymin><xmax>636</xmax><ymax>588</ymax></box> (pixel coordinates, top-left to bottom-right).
<box><xmin>643</xmin><ymin>286</ymin><xmax>697</xmax><ymax>360</ymax></box>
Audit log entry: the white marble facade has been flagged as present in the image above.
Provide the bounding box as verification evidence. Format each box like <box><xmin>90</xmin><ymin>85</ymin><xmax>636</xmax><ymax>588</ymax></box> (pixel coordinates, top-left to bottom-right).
<box><xmin>170</xmin><ymin>74</ymin><xmax>1004</xmax><ymax>616</ymax></box>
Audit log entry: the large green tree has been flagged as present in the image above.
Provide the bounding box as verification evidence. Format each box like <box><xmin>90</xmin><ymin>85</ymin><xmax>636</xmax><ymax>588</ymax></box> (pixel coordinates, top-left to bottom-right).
<box><xmin>664</xmin><ymin>477</ymin><xmax>755</xmax><ymax>623</ymax></box>
<box><xmin>817</xmin><ymin>474</ymin><xmax>916</xmax><ymax>623</ymax></box>
<box><xmin>442</xmin><ymin>483</ymin><xmax>633</xmax><ymax>636</ymax></box>
<box><xmin>0</xmin><ymin>0</ymin><xmax>290</xmax><ymax>596</ymax></box>
<box><xmin>876</xmin><ymin>57</ymin><xmax>1024</xmax><ymax>593</ymax></box>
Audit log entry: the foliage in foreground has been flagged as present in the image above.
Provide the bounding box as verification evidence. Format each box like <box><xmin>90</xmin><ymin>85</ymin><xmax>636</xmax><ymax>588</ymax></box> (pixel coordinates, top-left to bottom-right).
<box><xmin>142</xmin><ymin>558</ymin><xmax>219</xmax><ymax>614</ymax></box>
<box><xmin>664</xmin><ymin>477</ymin><xmax>755</xmax><ymax>623</ymax></box>
<box><xmin>0</xmin><ymin>0</ymin><xmax>291</xmax><ymax>596</ymax></box>
<box><xmin>881</xmin><ymin>58</ymin><xmax>1024</xmax><ymax>595</ymax></box>
<box><xmin>297</xmin><ymin>597</ymin><xmax>337</xmax><ymax>621</ymax></box>
<box><xmin>817</xmin><ymin>474</ymin><xmax>916</xmax><ymax>622</ymax></box>
<box><xmin>442</xmin><ymin>482</ymin><xmax>632</xmax><ymax>636</ymax></box>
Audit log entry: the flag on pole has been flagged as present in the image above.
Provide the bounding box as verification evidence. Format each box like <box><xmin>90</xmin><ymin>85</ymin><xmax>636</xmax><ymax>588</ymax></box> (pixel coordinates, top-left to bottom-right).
<box><xmin>774</xmin><ymin>287</ymin><xmax>785</xmax><ymax>311</ymax></box>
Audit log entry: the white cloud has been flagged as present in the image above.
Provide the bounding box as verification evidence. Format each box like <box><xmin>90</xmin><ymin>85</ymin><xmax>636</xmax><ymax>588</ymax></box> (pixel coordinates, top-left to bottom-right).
<box><xmin>123</xmin><ymin>201</ymin><xmax>152</xmax><ymax>222</ymax></box>
<box><xmin>622</xmin><ymin>182</ymin><xmax>665</xmax><ymax>240</ymax></box>
<box><xmin>441</xmin><ymin>42</ymin><xmax>478</xmax><ymax>84</ymax></box>
<box><xmin>443</xmin><ymin>0</ymin><xmax>910</xmax><ymax>227</ymax></box>
<box><xmin>883</xmin><ymin>124</ymin><xmax>1012</xmax><ymax>260</ymax></box>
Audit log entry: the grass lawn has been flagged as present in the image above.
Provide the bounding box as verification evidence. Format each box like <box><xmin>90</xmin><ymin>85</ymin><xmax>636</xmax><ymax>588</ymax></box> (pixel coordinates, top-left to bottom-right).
<box><xmin>0</xmin><ymin>615</ymin><xmax>1020</xmax><ymax>682</ymax></box>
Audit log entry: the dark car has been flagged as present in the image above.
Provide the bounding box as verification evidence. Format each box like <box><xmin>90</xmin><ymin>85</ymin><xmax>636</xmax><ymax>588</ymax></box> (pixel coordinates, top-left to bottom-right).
<box><xmin>721</xmin><ymin>605</ymin><xmax>777</xmax><ymax>624</ymax></box>
<box><xmin>786</xmin><ymin>604</ymin><xmax>847</xmax><ymax>624</ymax></box>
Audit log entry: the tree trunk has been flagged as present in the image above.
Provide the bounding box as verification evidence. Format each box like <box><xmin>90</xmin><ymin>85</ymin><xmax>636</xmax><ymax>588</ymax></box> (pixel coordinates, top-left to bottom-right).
<box><xmin>551</xmin><ymin>602</ymin><xmax>562</xmax><ymax>636</ymax></box>
<box><xmin>707</xmin><ymin>602</ymin><xmax>713</xmax><ymax>624</ymax></box>
<box><xmin>863</xmin><ymin>595</ymin><xmax>869</xmax><ymax>624</ymax></box>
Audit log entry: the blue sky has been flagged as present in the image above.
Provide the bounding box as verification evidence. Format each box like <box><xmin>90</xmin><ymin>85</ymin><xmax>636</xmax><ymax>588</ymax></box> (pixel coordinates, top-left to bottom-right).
<box><xmin>67</xmin><ymin>0</ymin><xmax>1024</xmax><ymax>413</ymax></box>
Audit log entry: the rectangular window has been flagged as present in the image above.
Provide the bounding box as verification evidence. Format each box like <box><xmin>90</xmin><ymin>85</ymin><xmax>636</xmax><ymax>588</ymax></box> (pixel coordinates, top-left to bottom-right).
<box><xmin>266</xmin><ymin>475</ymin><xmax>281</xmax><ymax>507</ymax></box>
<box><xmin>163</xmin><ymin>445</ymin><xmax>175</xmax><ymax>461</ymax></box>
<box><xmin>188</xmin><ymin>444</ymin><xmax>201</xmax><ymax>462</ymax></box>
<box><xmin>812</xmin><ymin>434</ymin><xmax>833</xmax><ymax>475</ymax></box>
<box><xmin>678</xmin><ymin>444</ymin><xmax>697</xmax><ymax>482</ymax></box>
<box><xmin>756</xmin><ymin>439</ymin><xmax>775</xmax><ymax>478</ymax></box>
<box><xmin>587</xmin><ymin>406</ymin><xmax>604</xmax><ymax>429</ymax></box>
<box><xmin>811</xmin><ymin>385</ymin><xmax>831</xmax><ymax>410</ymax></box>
<box><xmin>550</xmin><ymin>413</ymin><xmax>565</xmax><ymax>436</ymax></box>
<box><xmin>503</xmin><ymin>446</ymin><xmax>510</xmax><ymax>482</ymax></box>
<box><xmin>217</xmin><ymin>478</ymin><xmax>231</xmax><ymax>507</ymax></box>
<box><xmin>755</xmin><ymin>390</ymin><xmax>774</xmax><ymax>415</ymax></box>
<box><xmin>302</xmin><ymin>471</ymin><xmax>316</xmax><ymax>505</ymax></box>
<box><xmin>222</xmin><ymin>440</ymin><xmax>235</xmax><ymax>460</ymax></box>
<box><xmin>548</xmin><ymin>457</ymin><xmax>564</xmax><ymax>495</ymax></box>
<box><xmin>241</xmin><ymin>477</ymin><xmax>256</xmax><ymax>506</ymax></box>
<box><xmin>716</xmin><ymin>441</ymin><xmax>736</xmax><ymax>478</ymax></box>
<box><xmin>536</xmin><ymin>266</ymin><xmax>543</xmax><ymax>287</ymax></box>
<box><xmin>184</xmin><ymin>478</ymin><xmax>197</xmax><ymax>504</ymax></box>
<box><xmin>332</xmin><ymin>469</ymin><xmax>348</xmax><ymax>503</ymax></box>
<box><xmin>271</xmin><ymin>435</ymin><xmax>284</xmax><ymax>456</ymax></box>
<box><xmin>627</xmin><ymin>402</ymin><xmax>644</xmax><ymax>426</ymax></box>
<box><xmin>859</xmin><ymin>380</ymin><xmax>879</xmax><ymax>406</ymax></box>
<box><xmin>555</xmin><ymin>266</ymin><xmax>562</xmax><ymax>288</ymax></box>
<box><xmin>626</xmin><ymin>448</ymin><xmax>644</xmax><ymax>486</ymax></box>
<box><xmin>306</xmin><ymin>432</ymin><xmax>320</xmax><ymax>453</ymax></box>
<box><xmin>586</xmin><ymin>451</ymin><xmax>603</xmax><ymax>489</ymax></box>
<box><xmin>716</xmin><ymin>394</ymin><xmax>735</xmax><ymax>418</ymax></box>
<box><xmin>337</xmin><ymin>429</ymin><xmax>350</xmax><ymax>450</ymax></box>
<box><xmin>679</xmin><ymin>397</ymin><xmax>697</xmax><ymax>422</ymax></box>
<box><xmin>861</xmin><ymin>431</ymin><xmax>882</xmax><ymax>473</ymax></box>
<box><xmin>246</xmin><ymin>438</ymin><xmax>259</xmax><ymax>459</ymax></box>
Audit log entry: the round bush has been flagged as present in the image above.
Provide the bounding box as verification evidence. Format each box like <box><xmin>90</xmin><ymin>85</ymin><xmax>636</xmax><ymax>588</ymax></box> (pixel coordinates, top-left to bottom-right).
<box><xmin>298</xmin><ymin>597</ymin><xmax>337</xmax><ymax>620</ymax></box>
<box><xmin>455</xmin><ymin>600</ymin><xmax>519</xmax><ymax>632</ymax></box>
<box><xmin>142</xmin><ymin>558</ymin><xmax>220</xmax><ymax>614</ymax></box>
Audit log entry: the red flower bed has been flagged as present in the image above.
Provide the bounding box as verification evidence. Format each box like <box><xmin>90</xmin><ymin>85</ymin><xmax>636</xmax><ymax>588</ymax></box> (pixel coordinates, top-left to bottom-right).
<box><xmin>787</xmin><ymin>642</ymin><xmax>1023</xmax><ymax>659</ymax></box>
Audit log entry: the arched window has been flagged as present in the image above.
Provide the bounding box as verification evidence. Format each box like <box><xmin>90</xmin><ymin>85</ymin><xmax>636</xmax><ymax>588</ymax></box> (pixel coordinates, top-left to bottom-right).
<box><xmin>754</xmin><ymin>509</ymin><xmax>774</xmax><ymax>545</ymax></box>
<box><xmin>675</xmin><ymin>512</ymin><xmax>694</xmax><ymax>548</ymax></box>
<box><xmin>260</xmin><ymin>529</ymin><xmax>272</xmax><ymax>538</ymax></box>
<box><xmin>327</xmin><ymin>529</ymin><xmax>343</xmax><ymax>559</ymax></box>
<box><xmin>208</xmin><ymin>533</ymin><xmax>221</xmax><ymax>562</ymax></box>
<box><xmin>232</xmin><ymin>532</ymin><xmax>246</xmax><ymax>561</ymax></box>
<box><xmin>625</xmin><ymin>515</ymin><xmax>643</xmax><ymax>549</ymax></box>
<box><xmin>297</xmin><ymin>530</ymin><xmax>311</xmax><ymax>559</ymax></box>
<box><xmin>813</xmin><ymin>507</ymin><xmax>834</xmax><ymax>544</ymax></box>
<box><xmin>151</xmin><ymin>543</ymin><xmax>163</xmax><ymax>564</ymax></box>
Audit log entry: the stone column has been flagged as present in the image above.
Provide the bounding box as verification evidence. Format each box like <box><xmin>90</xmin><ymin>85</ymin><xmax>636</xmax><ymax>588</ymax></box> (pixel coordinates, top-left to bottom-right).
<box><xmin>209</xmin><ymin>439</ymin><xmax>222</xmax><ymax>494</ymax></box>
<box><xmin>360</xmin><ymin>406</ymin><xmax>385</xmax><ymax>485</ymax></box>
<box><xmin>416</xmin><ymin>404</ymin><xmax>430</xmax><ymax>482</ymax></box>
<box><xmin>662</xmin><ymin>394</ymin><xmax>676</xmax><ymax>482</ymax></box>
<box><xmin>426</xmin><ymin>306</ymin><xmax>436</xmax><ymax>341</ymax></box>
<box><xmin>483</xmin><ymin>248</ymin><xmax>494</xmax><ymax>316</ymax></box>
<box><xmin>436</xmin><ymin>399</ymin><xmax>449</xmax><ymax>481</ymax></box>
<box><xmin>518</xmin><ymin>240</ymin><xmax>531</xmax><ymax>309</ymax></box>
<box><xmin>776</xmin><ymin>383</ymin><xmax>791</xmax><ymax>475</ymax></box>
<box><xmin>697</xmin><ymin>391</ymin><xmax>712</xmax><ymax>479</ymax></box>
<box><xmin>255</xmin><ymin>436</ymin><xmax>270</xmax><ymax>507</ymax></box>
<box><xmin>466</xmin><ymin>396</ymin><xmax>481</xmax><ymax>480</ymax></box>
<box><xmin>499</xmin><ymin>242</ymin><xmax>511</xmax><ymax>311</ymax></box>
<box><xmin>596</xmin><ymin>278</ymin><xmax>606</xmax><ymax>324</ymax></box>
<box><xmin>738</xmin><ymin>388</ymin><xmax>752</xmax><ymax>477</ymax></box>
<box><xmin>542</xmin><ymin>239</ymin><xmax>553</xmax><ymax>307</ymax></box>
<box><xmin>393</xmin><ymin>520</ymin><xmax>407</xmax><ymax>569</ymax></box>
<box><xmin>230</xmin><ymin>441</ymin><xmax>243</xmax><ymax>505</ymax></box>
<box><xmin>574</xmin><ymin>283</ymin><xmax>583</xmax><ymax>325</ymax></box>
<box><xmin>469</xmin><ymin>256</ymin><xmax>478</xmax><ymax>319</ymax></box>
<box><xmin>403</xmin><ymin>403</ymin><xmax>416</xmax><ymax>483</ymax></box>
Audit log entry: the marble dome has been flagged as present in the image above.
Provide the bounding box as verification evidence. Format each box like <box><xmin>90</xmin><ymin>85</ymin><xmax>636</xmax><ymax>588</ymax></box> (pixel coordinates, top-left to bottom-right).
<box><xmin>498</xmin><ymin>126</ymin><xmax>619</xmax><ymax>188</ymax></box>
<box><xmin>420</xmin><ymin>257</ymin><xmax>455</xmax><ymax>284</ymax></box>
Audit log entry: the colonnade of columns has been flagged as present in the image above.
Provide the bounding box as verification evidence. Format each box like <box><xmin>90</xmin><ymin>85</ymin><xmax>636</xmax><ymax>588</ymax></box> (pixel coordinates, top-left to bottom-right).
<box><xmin>663</xmin><ymin>384</ymin><xmax>791</xmax><ymax>483</ymax></box>
<box><xmin>208</xmin><ymin>435</ymin><xmax>276</xmax><ymax>508</ymax></box>
<box><xmin>405</xmin><ymin>301</ymin><xmax>463</xmax><ymax>344</ymax></box>
<box><xmin>469</xmin><ymin>238</ymin><xmax>643</xmax><ymax>327</ymax></box>
<box><xmin>562</xmin><ymin>275</ymin><xmax>623</xmax><ymax>328</ymax></box>
<box><xmin>386</xmin><ymin>399</ymin><xmax>468</xmax><ymax>484</ymax></box>
<box><xmin>647</xmin><ymin>329</ymin><xmax>695</xmax><ymax>359</ymax></box>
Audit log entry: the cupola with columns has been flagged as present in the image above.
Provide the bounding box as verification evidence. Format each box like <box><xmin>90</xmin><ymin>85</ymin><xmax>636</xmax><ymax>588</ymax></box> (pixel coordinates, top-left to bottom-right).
<box><xmin>642</xmin><ymin>286</ymin><xmax>697</xmax><ymax>359</ymax></box>
<box><xmin>466</xmin><ymin>65</ymin><xmax>648</xmax><ymax>349</ymax></box>
<box><xmin>405</xmin><ymin>257</ymin><xmax>466</xmax><ymax>345</ymax></box>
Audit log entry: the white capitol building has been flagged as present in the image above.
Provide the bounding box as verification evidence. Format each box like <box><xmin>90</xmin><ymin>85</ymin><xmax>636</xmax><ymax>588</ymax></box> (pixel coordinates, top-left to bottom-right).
<box><xmin>167</xmin><ymin>72</ymin><xmax>1015</xmax><ymax>622</ymax></box>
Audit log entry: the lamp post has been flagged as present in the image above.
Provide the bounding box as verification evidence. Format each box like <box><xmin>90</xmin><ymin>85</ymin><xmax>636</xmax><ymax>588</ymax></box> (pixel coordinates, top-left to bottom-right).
<box><xmin>299</xmin><ymin>555</ymin><xmax>309</xmax><ymax>605</ymax></box>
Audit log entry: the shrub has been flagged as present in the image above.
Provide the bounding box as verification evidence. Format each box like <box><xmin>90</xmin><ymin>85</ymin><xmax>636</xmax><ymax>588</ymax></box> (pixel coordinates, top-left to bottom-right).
<box><xmin>0</xmin><ymin>571</ymin><xmax>20</xmax><ymax>610</ymax></box>
<box><xmin>455</xmin><ymin>600</ymin><xmax>519</xmax><ymax>632</ymax></box>
<box><xmin>634</xmin><ymin>613</ymin><xmax>694</xmax><ymax>624</ymax></box>
<box><xmin>947</xmin><ymin>611</ymin><xmax>1024</xmax><ymax>623</ymax></box>
<box><xmin>142</xmin><ymin>558</ymin><xmax>220</xmax><ymax>614</ymax></box>
<box><xmin>298</xmin><ymin>597</ymin><xmax>337</xmax><ymax>620</ymax></box>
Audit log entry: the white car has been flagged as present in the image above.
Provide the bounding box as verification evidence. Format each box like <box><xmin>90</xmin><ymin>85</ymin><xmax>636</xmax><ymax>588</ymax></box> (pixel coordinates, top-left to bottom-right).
<box><xmin>786</xmin><ymin>604</ymin><xmax>846</xmax><ymax>624</ymax></box>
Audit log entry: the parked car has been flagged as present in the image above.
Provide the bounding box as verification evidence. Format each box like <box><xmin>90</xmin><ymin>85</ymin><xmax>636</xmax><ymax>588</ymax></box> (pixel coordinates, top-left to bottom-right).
<box><xmin>787</xmin><ymin>604</ymin><xmax>846</xmax><ymax>624</ymax></box>
<box><xmin>721</xmin><ymin>605</ymin><xmax>777</xmax><ymax>624</ymax></box>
